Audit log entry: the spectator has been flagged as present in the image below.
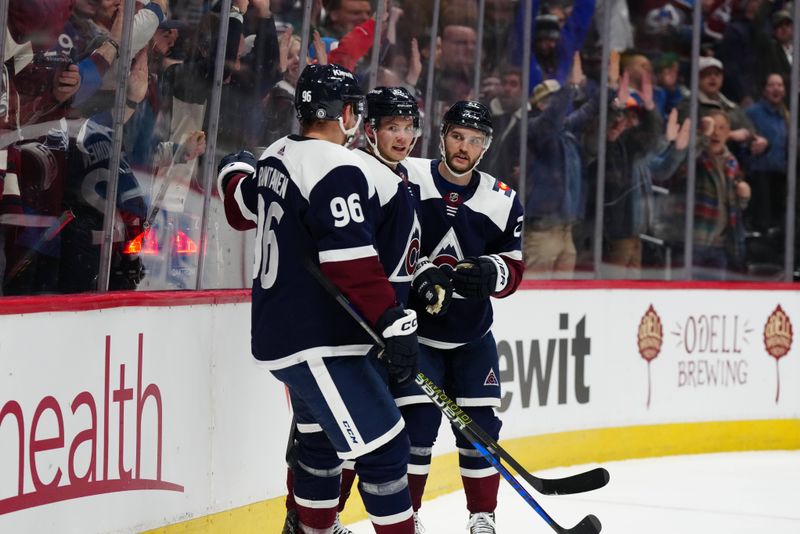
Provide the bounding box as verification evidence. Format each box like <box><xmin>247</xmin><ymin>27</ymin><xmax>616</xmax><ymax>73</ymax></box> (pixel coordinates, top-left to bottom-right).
<box><xmin>509</xmin><ymin>0</ymin><xmax>596</xmax><ymax>91</ymax></box>
<box><xmin>218</xmin><ymin>0</ymin><xmax>282</xmax><ymax>151</ymax></box>
<box><xmin>3</xmin><ymin>0</ymin><xmax>82</xmax><ymax>128</ymax></box>
<box><xmin>438</xmin><ymin>22</ymin><xmax>478</xmax><ymax>81</ymax></box>
<box><xmin>689</xmin><ymin>110</ymin><xmax>751</xmax><ymax>279</ymax></box>
<box><xmin>262</xmin><ymin>30</ymin><xmax>302</xmax><ymax>146</ymax></box>
<box><xmin>522</xmin><ymin>53</ymin><xmax>600</xmax><ymax>279</ymax></box>
<box><xmin>678</xmin><ymin>56</ymin><xmax>768</xmax><ymax>162</ymax></box>
<box><xmin>745</xmin><ymin>73</ymin><xmax>788</xmax><ymax>233</ymax></box>
<box><xmin>621</xmin><ymin>53</ymin><xmax>654</xmax><ymax>105</ymax></box>
<box><xmin>757</xmin><ymin>9</ymin><xmax>793</xmax><ymax>93</ymax></box>
<box><xmin>482</xmin><ymin>65</ymin><xmax>525</xmax><ymax>187</ymax></box>
<box><xmin>718</xmin><ymin>0</ymin><xmax>765</xmax><ymax>106</ymax></box>
<box><xmin>653</xmin><ymin>52</ymin><xmax>689</xmax><ymax>120</ymax></box>
<box><xmin>68</xmin><ymin>0</ymin><xmax>168</xmax><ymax>116</ymax></box>
<box><xmin>319</xmin><ymin>0</ymin><xmax>371</xmax><ymax>39</ymax></box>
<box><xmin>596</xmin><ymin>72</ymin><xmax>688</xmax><ymax>279</ymax></box>
<box><xmin>59</xmin><ymin>50</ymin><xmax>152</xmax><ymax>293</ymax></box>
<box><xmin>593</xmin><ymin>0</ymin><xmax>634</xmax><ymax>52</ymax></box>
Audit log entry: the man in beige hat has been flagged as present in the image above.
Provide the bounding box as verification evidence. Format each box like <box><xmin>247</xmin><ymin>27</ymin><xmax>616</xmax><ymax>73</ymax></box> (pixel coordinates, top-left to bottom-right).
<box><xmin>679</xmin><ymin>56</ymin><xmax>767</xmax><ymax>157</ymax></box>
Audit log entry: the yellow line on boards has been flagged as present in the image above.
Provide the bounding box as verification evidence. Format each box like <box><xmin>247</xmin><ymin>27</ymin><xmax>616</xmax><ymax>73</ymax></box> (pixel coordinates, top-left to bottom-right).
<box><xmin>143</xmin><ymin>419</ymin><xmax>800</xmax><ymax>533</ymax></box>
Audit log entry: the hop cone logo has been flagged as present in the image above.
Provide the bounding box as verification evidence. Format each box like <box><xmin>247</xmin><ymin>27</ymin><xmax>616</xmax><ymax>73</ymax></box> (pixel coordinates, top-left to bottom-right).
<box><xmin>764</xmin><ymin>305</ymin><xmax>793</xmax><ymax>403</ymax></box>
<box><xmin>638</xmin><ymin>305</ymin><xmax>663</xmax><ymax>408</ymax></box>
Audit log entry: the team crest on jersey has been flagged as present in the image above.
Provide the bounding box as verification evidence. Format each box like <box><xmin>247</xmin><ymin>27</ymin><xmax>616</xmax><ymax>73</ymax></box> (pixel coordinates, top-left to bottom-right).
<box><xmin>430</xmin><ymin>227</ymin><xmax>464</xmax><ymax>267</ymax></box>
<box><xmin>492</xmin><ymin>179</ymin><xmax>513</xmax><ymax>197</ymax></box>
<box><xmin>389</xmin><ymin>213</ymin><xmax>422</xmax><ymax>281</ymax></box>
<box><xmin>484</xmin><ymin>369</ymin><xmax>499</xmax><ymax>386</ymax></box>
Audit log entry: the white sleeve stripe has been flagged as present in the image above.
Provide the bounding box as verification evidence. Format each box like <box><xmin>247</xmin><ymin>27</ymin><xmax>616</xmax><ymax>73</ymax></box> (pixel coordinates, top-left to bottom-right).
<box><xmin>217</xmin><ymin>160</ymin><xmax>255</xmax><ymax>198</ymax></box>
<box><xmin>233</xmin><ymin>178</ymin><xmax>258</xmax><ymax>223</ymax></box>
<box><xmin>319</xmin><ymin>245</ymin><xmax>378</xmax><ymax>263</ymax></box>
<box><xmin>500</xmin><ymin>250</ymin><xmax>523</xmax><ymax>261</ymax></box>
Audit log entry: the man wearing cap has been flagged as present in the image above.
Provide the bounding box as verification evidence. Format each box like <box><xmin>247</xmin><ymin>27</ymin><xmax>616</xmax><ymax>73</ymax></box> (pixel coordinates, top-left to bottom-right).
<box><xmin>679</xmin><ymin>56</ymin><xmax>768</xmax><ymax>159</ymax></box>
<box><xmin>522</xmin><ymin>53</ymin><xmax>600</xmax><ymax>278</ymax></box>
<box><xmin>757</xmin><ymin>9</ymin><xmax>793</xmax><ymax>91</ymax></box>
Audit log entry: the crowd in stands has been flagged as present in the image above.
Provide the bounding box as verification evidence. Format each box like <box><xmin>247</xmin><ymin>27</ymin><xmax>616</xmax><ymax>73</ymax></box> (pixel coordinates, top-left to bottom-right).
<box><xmin>0</xmin><ymin>0</ymin><xmax>796</xmax><ymax>297</ymax></box>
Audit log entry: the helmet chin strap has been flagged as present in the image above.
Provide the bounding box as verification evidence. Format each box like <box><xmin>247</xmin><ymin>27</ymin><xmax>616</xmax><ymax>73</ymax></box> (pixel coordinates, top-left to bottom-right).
<box><xmin>366</xmin><ymin>131</ymin><xmax>398</xmax><ymax>167</ymax></box>
<box><xmin>338</xmin><ymin>114</ymin><xmax>363</xmax><ymax>146</ymax></box>
<box><xmin>365</xmin><ymin>126</ymin><xmax>418</xmax><ymax>167</ymax></box>
<box><xmin>439</xmin><ymin>134</ymin><xmax>489</xmax><ymax>178</ymax></box>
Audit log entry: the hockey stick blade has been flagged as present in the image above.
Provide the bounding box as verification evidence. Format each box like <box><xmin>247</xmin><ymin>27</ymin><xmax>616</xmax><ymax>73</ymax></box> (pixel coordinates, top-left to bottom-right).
<box><xmin>558</xmin><ymin>514</ymin><xmax>602</xmax><ymax>534</ymax></box>
<box><xmin>533</xmin><ymin>467</ymin><xmax>610</xmax><ymax>496</ymax></box>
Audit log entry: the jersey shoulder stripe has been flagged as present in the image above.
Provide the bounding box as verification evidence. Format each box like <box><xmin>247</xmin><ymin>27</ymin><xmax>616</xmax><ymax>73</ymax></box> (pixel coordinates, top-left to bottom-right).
<box><xmin>351</xmin><ymin>149</ymin><xmax>403</xmax><ymax>206</ymax></box>
<box><xmin>263</xmin><ymin>136</ymin><xmax>375</xmax><ymax>201</ymax></box>
<box><xmin>465</xmin><ymin>171</ymin><xmax>519</xmax><ymax>231</ymax></box>
<box><xmin>404</xmin><ymin>157</ymin><xmax>438</xmax><ymax>200</ymax></box>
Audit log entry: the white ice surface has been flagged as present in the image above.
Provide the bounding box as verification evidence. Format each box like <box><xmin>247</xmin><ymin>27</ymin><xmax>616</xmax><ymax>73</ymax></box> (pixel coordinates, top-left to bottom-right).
<box><xmin>345</xmin><ymin>451</ymin><xmax>800</xmax><ymax>533</ymax></box>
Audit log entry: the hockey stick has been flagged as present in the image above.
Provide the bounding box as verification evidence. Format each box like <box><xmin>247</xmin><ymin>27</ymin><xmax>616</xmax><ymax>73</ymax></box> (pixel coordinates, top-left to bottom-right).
<box><xmin>305</xmin><ymin>259</ymin><xmax>603</xmax><ymax>534</ymax></box>
<box><xmin>305</xmin><ymin>258</ymin><xmax>608</xmax><ymax>495</ymax></box>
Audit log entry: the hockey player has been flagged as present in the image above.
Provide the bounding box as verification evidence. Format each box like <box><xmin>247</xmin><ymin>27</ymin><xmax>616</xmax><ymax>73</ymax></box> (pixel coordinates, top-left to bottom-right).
<box><xmin>217</xmin><ymin>64</ymin><xmax>417</xmax><ymax>534</ymax></box>
<box><xmin>401</xmin><ymin>101</ymin><xmax>525</xmax><ymax>533</ymax></box>
<box><xmin>355</xmin><ymin>86</ymin><xmax>454</xmax><ymax>319</ymax></box>
<box><xmin>282</xmin><ymin>85</ymin><xmax>454</xmax><ymax>534</ymax></box>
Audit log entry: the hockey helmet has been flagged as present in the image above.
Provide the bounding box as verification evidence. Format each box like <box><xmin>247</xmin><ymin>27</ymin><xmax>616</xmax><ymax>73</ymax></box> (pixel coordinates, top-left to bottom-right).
<box><xmin>441</xmin><ymin>100</ymin><xmax>493</xmax><ymax>139</ymax></box>
<box><xmin>366</xmin><ymin>86</ymin><xmax>421</xmax><ymax>132</ymax></box>
<box><xmin>295</xmin><ymin>63</ymin><xmax>365</xmax><ymax>122</ymax></box>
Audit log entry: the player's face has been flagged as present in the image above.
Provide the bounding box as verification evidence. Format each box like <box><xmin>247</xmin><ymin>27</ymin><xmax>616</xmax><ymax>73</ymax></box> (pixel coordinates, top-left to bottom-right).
<box><xmin>443</xmin><ymin>126</ymin><xmax>487</xmax><ymax>173</ymax></box>
<box><xmin>375</xmin><ymin>116</ymin><xmax>417</xmax><ymax>162</ymax></box>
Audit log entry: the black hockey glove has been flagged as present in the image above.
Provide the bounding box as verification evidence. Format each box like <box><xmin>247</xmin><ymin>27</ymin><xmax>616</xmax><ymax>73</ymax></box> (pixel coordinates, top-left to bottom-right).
<box><xmin>445</xmin><ymin>255</ymin><xmax>509</xmax><ymax>299</ymax></box>
<box><xmin>216</xmin><ymin>149</ymin><xmax>256</xmax><ymax>196</ymax></box>
<box><xmin>412</xmin><ymin>256</ymin><xmax>454</xmax><ymax>315</ymax></box>
<box><xmin>375</xmin><ymin>306</ymin><xmax>419</xmax><ymax>386</ymax></box>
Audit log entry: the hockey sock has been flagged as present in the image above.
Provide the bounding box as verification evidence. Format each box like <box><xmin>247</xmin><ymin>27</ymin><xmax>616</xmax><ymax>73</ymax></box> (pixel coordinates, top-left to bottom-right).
<box><xmin>407</xmin><ymin>473</ymin><xmax>428</xmax><ymax>511</ymax></box>
<box><xmin>461</xmin><ymin>472</ymin><xmax>500</xmax><ymax>513</ymax></box>
<box><xmin>286</xmin><ymin>467</ymin><xmax>297</xmax><ymax>511</ymax></box>
<box><xmin>400</xmin><ymin>403</ymin><xmax>441</xmax><ymax>511</ymax></box>
<box><xmin>453</xmin><ymin>406</ymin><xmax>502</xmax><ymax>513</ymax></box>
<box><xmin>338</xmin><ymin>462</ymin><xmax>356</xmax><ymax>512</ymax></box>
<box><xmin>292</xmin><ymin>430</ymin><xmax>343</xmax><ymax>532</ymax></box>
<box><xmin>295</xmin><ymin>503</ymin><xmax>337</xmax><ymax>533</ymax></box>
<box><xmin>355</xmin><ymin>431</ymin><xmax>414</xmax><ymax>533</ymax></box>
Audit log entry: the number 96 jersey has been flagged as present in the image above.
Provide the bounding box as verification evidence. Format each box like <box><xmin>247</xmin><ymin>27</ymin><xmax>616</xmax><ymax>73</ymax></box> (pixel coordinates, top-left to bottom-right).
<box><xmin>218</xmin><ymin>135</ymin><xmax>401</xmax><ymax>368</ymax></box>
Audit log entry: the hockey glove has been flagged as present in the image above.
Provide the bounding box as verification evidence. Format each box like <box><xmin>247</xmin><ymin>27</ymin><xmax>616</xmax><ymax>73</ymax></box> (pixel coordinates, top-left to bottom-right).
<box><xmin>216</xmin><ymin>149</ymin><xmax>256</xmax><ymax>197</ymax></box>
<box><xmin>446</xmin><ymin>255</ymin><xmax>509</xmax><ymax>299</ymax></box>
<box><xmin>376</xmin><ymin>306</ymin><xmax>419</xmax><ymax>386</ymax></box>
<box><xmin>412</xmin><ymin>256</ymin><xmax>454</xmax><ymax>315</ymax></box>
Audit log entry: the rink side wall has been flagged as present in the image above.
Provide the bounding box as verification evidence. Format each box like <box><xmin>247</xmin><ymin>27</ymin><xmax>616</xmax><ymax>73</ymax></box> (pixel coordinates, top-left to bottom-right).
<box><xmin>0</xmin><ymin>283</ymin><xmax>798</xmax><ymax>533</ymax></box>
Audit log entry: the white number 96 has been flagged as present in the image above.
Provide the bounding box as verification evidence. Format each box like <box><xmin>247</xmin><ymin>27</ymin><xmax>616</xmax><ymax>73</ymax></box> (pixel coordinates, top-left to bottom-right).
<box><xmin>330</xmin><ymin>193</ymin><xmax>365</xmax><ymax>227</ymax></box>
<box><xmin>301</xmin><ymin>90</ymin><xmax>312</xmax><ymax>102</ymax></box>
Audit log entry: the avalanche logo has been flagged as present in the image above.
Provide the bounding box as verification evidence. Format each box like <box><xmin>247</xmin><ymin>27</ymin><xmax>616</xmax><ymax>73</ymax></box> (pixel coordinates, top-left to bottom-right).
<box><xmin>389</xmin><ymin>213</ymin><xmax>422</xmax><ymax>282</ymax></box>
<box><xmin>430</xmin><ymin>227</ymin><xmax>464</xmax><ymax>267</ymax></box>
<box><xmin>484</xmin><ymin>369</ymin><xmax>499</xmax><ymax>386</ymax></box>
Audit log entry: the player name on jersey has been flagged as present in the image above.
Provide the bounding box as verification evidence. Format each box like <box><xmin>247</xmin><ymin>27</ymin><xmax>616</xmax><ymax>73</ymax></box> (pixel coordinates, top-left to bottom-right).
<box><xmin>258</xmin><ymin>164</ymin><xmax>289</xmax><ymax>199</ymax></box>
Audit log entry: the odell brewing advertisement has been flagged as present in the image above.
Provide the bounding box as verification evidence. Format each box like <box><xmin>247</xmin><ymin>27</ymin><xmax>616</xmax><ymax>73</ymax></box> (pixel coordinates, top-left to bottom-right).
<box><xmin>489</xmin><ymin>288</ymin><xmax>800</xmax><ymax>439</ymax></box>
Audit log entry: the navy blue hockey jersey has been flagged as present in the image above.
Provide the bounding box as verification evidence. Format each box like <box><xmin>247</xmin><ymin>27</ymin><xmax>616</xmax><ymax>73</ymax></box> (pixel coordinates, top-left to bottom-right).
<box><xmin>405</xmin><ymin>158</ymin><xmax>524</xmax><ymax>348</ymax></box>
<box><xmin>352</xmin><ymin>148</ymin><xmax>421</xmax><ymax>305</ymax></box>
<box><xmin>220</xmin><ymin>135</ymin><xmax>405</xmax><ymax>367</ymax></box>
